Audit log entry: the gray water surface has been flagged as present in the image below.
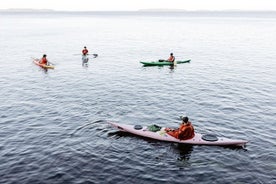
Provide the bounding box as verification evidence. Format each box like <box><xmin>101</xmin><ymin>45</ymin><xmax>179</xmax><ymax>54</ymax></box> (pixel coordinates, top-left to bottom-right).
<box><xmin>0</xmin><ymin>12</ymin><xmax>275</xmax><ymax>184</ymax></box>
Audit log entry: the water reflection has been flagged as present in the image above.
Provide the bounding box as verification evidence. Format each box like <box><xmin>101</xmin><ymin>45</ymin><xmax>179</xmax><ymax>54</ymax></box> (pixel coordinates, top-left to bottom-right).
<box><xmin>107</xmin><ymin>130</ymin><xmax>136</xmax><ymax>139</ymax></box>
<box><xmin>82</xmin><ymin>55</ymin><xmax>89</xmax><ymax>67</ymax></box>
<box><xmin>107</xmin><ymin>128</ymin><xmax>193</xmax><ymax>161</ymax></box>
<box><xmin>222</xmin><ymin>145</ymin><xmax>248</xmax><ymax>151</ymax></box>
<box><xmin>172</xmin><ymin>144</ymin><xmax>194</xmax><ymax>161</ymax></box>
<box><xmin>169</xmin><ymin>65</ymin><xmax>175</xmax><ymax>72</ymax></box>
<box><xmin>82</xmin><ymin>55</ymin><xmax>89</xmax><ymax>63</ymax></box>
<box><xmin>81</xmin><ymin>54</ymin><xmax>98</xmax><ymax>67</ymax></box>
<box><xmin>82</xmin><ymin>61</ymin><xmax>89</xmax><ymax>67</ymax></box>
<box><xmin>40</xmin><ymin>67</ymin><xmax>49</xmax><ymax>73</ymax></box>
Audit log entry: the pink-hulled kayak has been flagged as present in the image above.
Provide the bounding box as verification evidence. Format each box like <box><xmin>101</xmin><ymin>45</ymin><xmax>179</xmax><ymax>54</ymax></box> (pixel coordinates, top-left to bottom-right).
<box><xmin>109</xmin><ymin>122</ymin><xmax>248</xmax><ymax>147</ymax></box>
<box><xmin>33</xmin><ymin>58</ymin><xmax>54</xmax><ymax>69</ymax></box>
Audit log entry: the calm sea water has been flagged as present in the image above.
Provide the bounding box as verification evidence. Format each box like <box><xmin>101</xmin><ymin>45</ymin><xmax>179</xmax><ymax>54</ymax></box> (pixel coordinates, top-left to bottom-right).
<box><xmin>0</xmin><ymin>11</ymin><xmax>275</xmax><ymax>184</ymax></box>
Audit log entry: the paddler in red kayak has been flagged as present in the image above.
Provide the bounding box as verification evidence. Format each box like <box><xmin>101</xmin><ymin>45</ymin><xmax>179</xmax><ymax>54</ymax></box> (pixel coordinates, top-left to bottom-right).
<box><xmin>82</xmin><ymin>46</ymin><xmax>89</xmax><ymax>55</ymax></box>
<box><xmin>165</xmin><ymin>116</ymin><xmax>195</xmax><ymax>140</ymax></box>
<box><xmin>39</xmin><ymin>54</ymin><xmax>48</xmax><ymax>65</ymax></box>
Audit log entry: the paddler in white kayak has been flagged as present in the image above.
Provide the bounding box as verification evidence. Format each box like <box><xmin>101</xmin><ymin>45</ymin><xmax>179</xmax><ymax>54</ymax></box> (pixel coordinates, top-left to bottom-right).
<box><xmin>82</xmin><ymin>46</ymin><xmax>88</xmax><ymax>55</ymax></box>
<box><xmin>165</xmin><ymin>116</ymin><xmax>195</xmax><ymax>140</ymax></box>
<box><xmin>82</xmin><ymin>46</ymin><xmax>89</xmax><ymax>63</ymax></box>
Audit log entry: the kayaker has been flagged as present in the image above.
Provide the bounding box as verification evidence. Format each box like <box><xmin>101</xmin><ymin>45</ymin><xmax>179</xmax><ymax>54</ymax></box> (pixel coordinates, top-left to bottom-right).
<box><xmin>165</xmin><ymin>116</ymin><xmax>195</xmax><ymax>140</ymax></box>
<box><xmin>167</xmin><ymin>53</ymin><xmax>175</xmax><ymax>62</ymax></box>
<box><xmin>82</xmin><ymin>46</ymin><xmax>89</xmax><ymax>55</ymax></box>
<box><xmin>158</xmin><ymin>53</ymin><xmax>175</xmax><ymax>62</ymax></box>
<box><xmin>39</xmin><ymin>54</ymin><xmax>48</xmax><ymax>65</ymax></box>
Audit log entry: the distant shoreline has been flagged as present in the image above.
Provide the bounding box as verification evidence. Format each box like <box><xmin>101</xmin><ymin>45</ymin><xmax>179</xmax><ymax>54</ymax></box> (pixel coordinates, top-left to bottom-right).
<box><xmin>0</xmin><ymin>8</ymin><xmax>55</xmax><ymax>12</ymax></box>
<box><xmin>1</xmin><ymin>8</ymin><xmax>276</xmax><ymax>13</ymax></box>
<box><xmin>1</xmin><ymin>9</ymin><xmax>276</xmax><ymax>18</ymax></box>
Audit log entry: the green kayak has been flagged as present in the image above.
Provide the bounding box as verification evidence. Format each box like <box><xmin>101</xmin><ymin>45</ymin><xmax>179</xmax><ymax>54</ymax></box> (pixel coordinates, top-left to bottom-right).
<box><xmin>140</xmin><ymin>60</ymin><xmax>190</xmax><ymax>66</ymax></box>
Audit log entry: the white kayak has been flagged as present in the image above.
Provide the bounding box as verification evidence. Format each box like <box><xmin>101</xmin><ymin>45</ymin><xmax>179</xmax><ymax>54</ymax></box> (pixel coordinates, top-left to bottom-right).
<box><xmin>82</xmin><ymin>54</ymin><xmax>98</xmax><ymax>64</ymax></box>
<box><xmin>109</xmin><ymin>122</ymin><xmax>248</xmax><ymax>147</ymax></box>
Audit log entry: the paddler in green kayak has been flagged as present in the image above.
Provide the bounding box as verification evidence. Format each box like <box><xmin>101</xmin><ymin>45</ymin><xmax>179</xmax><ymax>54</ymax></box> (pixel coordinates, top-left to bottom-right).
<box><xmin>159</xmin><ymin>53</ymin><xmax>175</xmax><ymax>63</ymax></box>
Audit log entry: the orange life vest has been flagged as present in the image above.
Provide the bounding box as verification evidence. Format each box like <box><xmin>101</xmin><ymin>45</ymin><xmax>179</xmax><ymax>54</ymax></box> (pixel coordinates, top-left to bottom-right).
<box><xmin>82</xmin><ymin>49</ymin><xmax>88</xmax><ymax>55</ymax></box>
<box><xmin>40</xmin><ymin>57</ymin><xmax>47</xmax><ymax>65</ymax></box>
<box><xmin>167</xmin><ymin>55</ymin><xmax>175</xmax><ymax>62</ymax></box>
<box><xmin>166</xmin><ymin>122</ymin><xmax>195</xmax><ymax>140</ymax></box>
<box><xmin>178</xmin><ymin>122</ymin><xmax>195</xmax><ymax>140</ymax></box>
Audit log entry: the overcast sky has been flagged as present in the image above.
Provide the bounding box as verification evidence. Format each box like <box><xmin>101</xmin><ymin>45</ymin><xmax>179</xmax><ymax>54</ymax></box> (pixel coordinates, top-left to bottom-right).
<box><xmin>2</xmin><ymin>0</ymin><xmax>276</xmax><ymax>11</ymax></box>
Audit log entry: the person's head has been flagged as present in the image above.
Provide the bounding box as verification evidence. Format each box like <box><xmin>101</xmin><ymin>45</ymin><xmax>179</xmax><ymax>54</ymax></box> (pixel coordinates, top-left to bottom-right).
<box><xmin>181</xmin><ymin>116</ymin><xmax>189</xmax><ymax>124</ymax></box>
<box><xmin>43</xmin><ymin>54</ymin><xmax>47</xmax><ymax>57</ymax></box>
<box><xmin>84</xmin><ymin>46</ymin><xmax>87</xmax><ymax>49</ymax></box>
<box><xmin>170</xmin><ymin>53</ymin><xmax>173</xmax><ymax>56</ymax></box>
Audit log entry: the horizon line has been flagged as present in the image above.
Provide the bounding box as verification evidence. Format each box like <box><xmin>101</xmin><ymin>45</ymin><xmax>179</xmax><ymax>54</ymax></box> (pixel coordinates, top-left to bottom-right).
<box><xmin>1</xmin><ymin>8</ymin><xmax>276</xmax><ymax>12</ymax></box>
